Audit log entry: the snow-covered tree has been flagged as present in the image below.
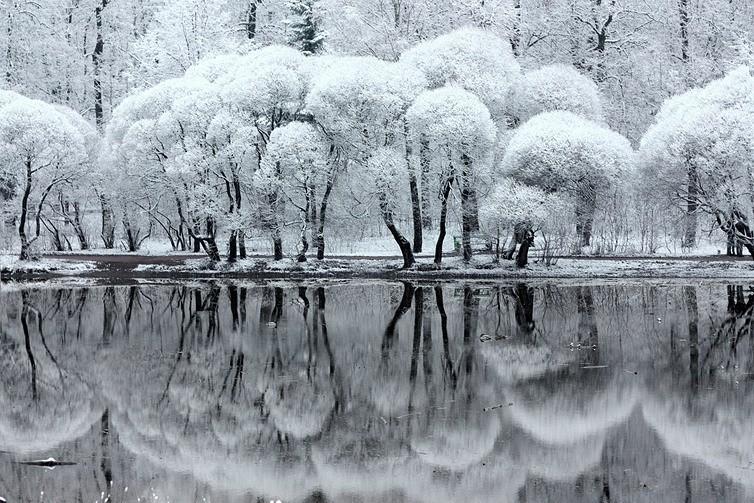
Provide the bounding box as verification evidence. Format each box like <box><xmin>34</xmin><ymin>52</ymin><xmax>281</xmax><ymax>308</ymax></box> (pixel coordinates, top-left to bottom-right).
<box><xmin>407</xmin><ymin>86</ymin><xmax>497</xmax><ymax>263</ymax></box>
<box><xmin>400</xmin><ymin>26</ymin><xmax>520</xmax><ymax>121</ymax></box>
<box><xmin>364</xmin><ymin>148</ymin><xmax>414</xmax><ymax>268</ymax></box>
<box><xmin>640</xmin><ymin>66</ymin><xmax>754</xmax><ymax>255</ymax></box>
<box><xmin>256</xmin><ymin>121</ymin><xmax>331</xmax><ymax>262</ymax></box>
<box><xmin>507</xmin><ymin>64</ymin><xmax>604</xmax><ymax>124</ymax></box>
<box><xmin>307</xmin><ymin>56</ymin><xmax>425</xmax><ymax>262</ymax></box>
<box><xmin>502</xmin><ymin>111</ymin><xmax>634</xmax><ymax>249</ymax></box>
<box><xmin>0</xmin><ymin>93</ymin><xmax>91</xmax><ymax>259</ymax></box>
<box><xmin>287</xmin><ymin>0</ymin><xmax>325</xmax><ymax>55</ymax></box>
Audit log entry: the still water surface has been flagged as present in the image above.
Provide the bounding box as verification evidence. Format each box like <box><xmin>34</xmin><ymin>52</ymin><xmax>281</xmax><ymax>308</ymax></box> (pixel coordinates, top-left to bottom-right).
<box><xmin>0</xmin><ymin>280</ymin><xmax>753</xmax><ymax>502</ymax></box>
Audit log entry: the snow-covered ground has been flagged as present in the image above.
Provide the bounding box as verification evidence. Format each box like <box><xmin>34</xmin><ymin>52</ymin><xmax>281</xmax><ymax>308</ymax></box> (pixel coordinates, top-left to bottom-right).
<box><xmin>129</xmin><ymin>255</ymin><xmax>754</xmax><ymax>279</ymax></box>
<box><xmin>0</xmin><ymin>255</ymin><xmax>96</xmax><ymax>276</ymax></box>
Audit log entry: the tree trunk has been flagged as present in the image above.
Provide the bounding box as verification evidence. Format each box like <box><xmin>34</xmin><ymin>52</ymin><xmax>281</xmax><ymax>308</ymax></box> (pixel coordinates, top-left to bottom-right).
<box><xmin>684</xmin><ymin>163</ymin><xmax>698</xmax><ymax>248</ymax></box>
<box><xmin>239</xmin><ymin>231</ymin><xmax>246</xmax><ymax>259</ymax></box>
<box><xmin>100</xmin><ymin>194</ymin><xmax>115</xmax><ymax>249</ymax></box>
<box><xmin>434</xmin><ymin>177</ymin><xmax>453</xmax><ymax>265</ymax></box>
<box><xmin>316</xmin><ymin>175</ymin><xmax>335</xmax><ymax>260</ymax></box>
<box><xmin>92</xmin><ymin>0</ymin><xmax>109</xmax><ymax>129</ymax></box>
<box><xmin>516</xmin><ymin>228</ymin><xmax>533</xmax><ymax>268</ymax></box>
<box><xmin>227</xmin><ymin>230</ymin><xmax>238</xmax><ymax>263</ymax></box>
<box><xmin>18</xmin><ymin>159</ymin><xmax>32</xmax><ymax>260</ymax></box>
<box><xmin>72</xmin><ymin>202</ymin><xmax>88</xmax><ymax>250</ymax></box>
<box><xmin>380</xmin><ymin>196</ymin><xmax>414</xmax><ymax>269</ymax></box>
<box><xmin>419</xmin><ymin>135</ymin><xmax>432</xmax><ymax>230</ymax></box>
<box><xmin>460</xmin><ymin>155</ymin><xmax>474</xmax><ymax>262</ymax></box>
<box><xmin>405</xmin><ymin>120</ymin><xmax>423</xmax><ymax>253</ymax></box>
<box><xmin>245</xmin><ymin>0</ymin><xmax>258</xmax><ymax>39</ymax></box>
<box><xmin>575</xmin><ymin>193</ymin><xmax>597</xmax><ymax>248</ymax></box>
<box><xmin>272</xmin><ymin>228</ymin><xmax>283</xmax><ymax>261</ymax></box>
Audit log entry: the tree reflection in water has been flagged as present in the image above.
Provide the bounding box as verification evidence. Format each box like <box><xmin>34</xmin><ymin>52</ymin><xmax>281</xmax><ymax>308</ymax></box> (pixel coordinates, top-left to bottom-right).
<box><xmin>0</xmin><ymin>281</ymin><xmax>754</xmax><ymax>502</ymax></box>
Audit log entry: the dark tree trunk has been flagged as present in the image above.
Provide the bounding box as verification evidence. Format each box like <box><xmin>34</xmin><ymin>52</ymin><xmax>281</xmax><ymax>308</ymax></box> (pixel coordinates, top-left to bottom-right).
<box><xmin>92</xmin><ymin>0</ymin><xmax>109</xmax><ymax>129</ymax></box>
<box><xmin>245</xmin><ymin>0</ymin><xmax>258</xmax><ymax>39</ymax></box>
<box><xmin>405</xmin><ymin>121</ymin><xmax>423</xmax><ymax>253</ymax></box>
<box><xmin>72</xmin><ymin>202</ymin><xmax>89</xmax><ymax>250</ymax></box>
<box><xmin>684</xmin><ymin>163</ymin><xmax>698</xmax><ymax>248</ymax></box>
<box><xmin>316</xmin><ymin>175</ymin><xmax>335</xmax><ymax>260</ymax></box>
<box><xmin>380</xmin><ymin>196</ymin><xmax>415</xmax><ymax>269</ymax></box>
<box><xmin>575</xmin><ymin>193</ymin><xmax>597</xmax><ymax>248</ymax></box>
<box><xmin>227</xmin><ymin>230</ymin><xmax>238</xmax><ymax>263</ymax></box>
<box><xmin>516</xmin><ymin>236</ymin><xmax>532</xmax><ymax>268</ymax></box>
<box><xmin>18</xmin><ymin>159</ymin><xmax>32</xmax><ymax>260</ymax></box>
<box><xmin>272</xmin><ymin>231</ymin><xmax>283</xmax><ymax>261</ymax></box>
<box><xmin>434</xmin><ymin>177</ymin><xmax>453</xmax><ymax>265</ymax></box>
<box><xmin>239</xmin><ymin>231</ymin><xmax>246</xmax><ymax>259</ymax></box>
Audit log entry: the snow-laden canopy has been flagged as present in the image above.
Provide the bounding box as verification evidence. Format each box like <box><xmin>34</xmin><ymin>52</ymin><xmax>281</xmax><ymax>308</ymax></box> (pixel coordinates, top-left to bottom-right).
<box><xmin>479</xmin><ymin>179</ymin><xmax>558</xmax><ymax>234</ymax></box>
<box><xmin>306</xmin><ymin>56</ymin><xmax>426</xmax><ymax>153</ymax></box>
<box><xmin>0</xmin><ymin>96</ymin><xmax>89</xmax><ymax>175</ymax></box>
<box><xmin>508</xmin><ymin>64</ymin><xmax>603</xmax><ymax>123</ymax></box>
<box><xmin>400</xmin><ymin>27</ymin><xmax>520</xmax><ymax>120</ymax></box>
<box><xmin>502</xmin><ymin>110</ymin><xmax>634</xmax><ymax>196</ymax></box>
<box><xmin>407</xmin><ymin>86</ymin><xmax>497</xmax><ymax>164</ymax></box>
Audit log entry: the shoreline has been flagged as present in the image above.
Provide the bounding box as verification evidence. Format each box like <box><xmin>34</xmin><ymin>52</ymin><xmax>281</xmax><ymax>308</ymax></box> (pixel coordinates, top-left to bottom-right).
<box><xmin>3</xmin><ymin>254</ymin><xmax>754</xmax><ymax>282</ymax></box>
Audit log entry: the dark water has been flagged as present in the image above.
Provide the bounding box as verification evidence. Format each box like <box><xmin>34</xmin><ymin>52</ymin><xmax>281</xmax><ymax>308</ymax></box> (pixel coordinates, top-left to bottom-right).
<box><xmin>0</xmin><ymin>280</ymin><xmax>753</xmax><ymax>502</ymax></box>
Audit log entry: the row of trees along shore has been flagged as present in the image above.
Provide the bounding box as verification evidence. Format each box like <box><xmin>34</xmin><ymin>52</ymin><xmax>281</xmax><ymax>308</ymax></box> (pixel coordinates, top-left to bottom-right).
<box><xmin>2</xmin><ymin>25</ymin><xmax>754</xmax><ymax>267</ymax></box>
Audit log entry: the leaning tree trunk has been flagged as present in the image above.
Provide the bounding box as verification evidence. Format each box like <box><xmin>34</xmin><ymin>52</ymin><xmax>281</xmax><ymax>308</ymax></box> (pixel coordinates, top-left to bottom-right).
<box><xmin>434</xmin><ymin>177</ymin><xmax>453</xmax><ymax>266</ymax></box>
<box><xmin>380</xmin><ymin>195</ymin><xmax>415</xmax><ymax>269</ymax></box>
<box><xmin>18</xmin><ymin>159</ymin><xmax>33</xmax><ymax>260</ymax></box>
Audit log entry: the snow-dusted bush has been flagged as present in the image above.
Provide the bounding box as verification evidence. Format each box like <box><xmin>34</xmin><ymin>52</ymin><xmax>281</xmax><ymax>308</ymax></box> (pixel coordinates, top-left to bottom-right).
<box><xmin>507</xmin><ymin>64</ymin><xmax>603</xmax><ymax>123</ymax></box>
<box><xmin>502</xmin><ymin>111</ymin><xmax>634</xmax><ymax>248</ymax></box>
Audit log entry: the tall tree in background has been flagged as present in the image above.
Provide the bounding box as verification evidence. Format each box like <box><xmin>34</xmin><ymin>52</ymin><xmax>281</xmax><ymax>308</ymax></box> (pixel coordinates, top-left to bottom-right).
<box><xmin>287</xmin><ymin>0</ymin><xmax>324</xmax><ymax>55</ymax></box>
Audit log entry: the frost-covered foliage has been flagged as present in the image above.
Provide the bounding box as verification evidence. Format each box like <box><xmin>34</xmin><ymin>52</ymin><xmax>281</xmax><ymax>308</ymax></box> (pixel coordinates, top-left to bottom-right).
<box><xmin>407</xmin><ymin>86</ymin><xmax>497</xmax><ymax>164</ymax></box>
<box><xmin>307</xmin><ymin>56</ymin><xmax>426</xmax><ymax>153</ymax></box>
<box><xmin>503</xmin><ymin>111</ymin><xmax>634</xmax><ymax>196</ymax></box>
<box><xmin>507</xmin><ymin>64</ymin><xmax>603</xmax><ymax>123</ymax></box>
<box><xmin>365</xmin><ymin>147</ymin><xmax>407</xmax><ymax>212</ymax></box>
<box><xmin>640</xmin><ymin>66</ymin><xmax>754</xmax><ymax>220</ymax></box>
<box><xmin>400</xmin><ymin>27</ymin><xmax>520</xmax><ymax>119</ymax></box>
<box><xmin>480</xmin><ymin>180</ymin><xmax>551</xmax><ymax>232</ymax></box>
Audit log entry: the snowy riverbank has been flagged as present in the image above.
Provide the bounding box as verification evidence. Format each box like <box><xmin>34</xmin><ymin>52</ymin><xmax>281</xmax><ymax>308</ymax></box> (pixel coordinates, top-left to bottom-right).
<box><xmin>3</xmin><ymin>253</ymin><xmax>754</xmax><ymax>281</ymax></box>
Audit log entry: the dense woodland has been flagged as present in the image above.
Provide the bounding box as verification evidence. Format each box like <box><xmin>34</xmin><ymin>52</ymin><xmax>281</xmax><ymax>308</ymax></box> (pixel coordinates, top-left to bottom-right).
<box><xmin>1</xmin><ymin>0</ymin><xmax>754</xmax><ymax>266</ymax></box>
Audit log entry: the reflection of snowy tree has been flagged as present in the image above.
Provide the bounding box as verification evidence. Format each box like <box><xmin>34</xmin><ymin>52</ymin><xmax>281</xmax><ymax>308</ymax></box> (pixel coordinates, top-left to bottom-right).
<box><xmin>0</xmin><ymin>291</ymin><xmax>101</xmax><ymax>455</ymax></box>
